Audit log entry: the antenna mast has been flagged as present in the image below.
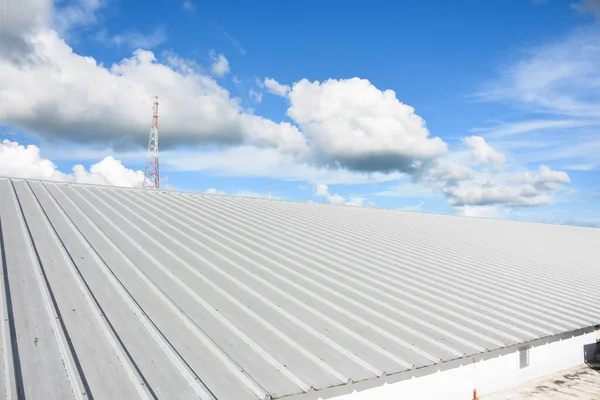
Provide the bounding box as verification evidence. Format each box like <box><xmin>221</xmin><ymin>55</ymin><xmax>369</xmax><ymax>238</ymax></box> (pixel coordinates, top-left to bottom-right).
<box><xmin>143</xmin><ymin>96</ymin><xmax>160</xmax><ymax>189</ymax></box>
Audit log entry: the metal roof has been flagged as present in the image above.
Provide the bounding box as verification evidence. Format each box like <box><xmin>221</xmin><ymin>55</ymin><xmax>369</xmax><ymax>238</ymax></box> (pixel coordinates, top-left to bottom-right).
<box><xmin>0</xmin><ymin>176</ymin><xmax>599</xmax><ymax>400</ymax></box>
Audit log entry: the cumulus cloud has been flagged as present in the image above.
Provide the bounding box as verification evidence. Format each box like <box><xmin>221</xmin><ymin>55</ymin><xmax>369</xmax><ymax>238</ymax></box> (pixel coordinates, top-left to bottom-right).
<box><xmin>0</xmin><ymin>0</ymin><xmax>52</xmax><ymax>63</ymax></box>
<box><xmin>287</xmin><ymin>78</ymin><xmax>447</xmax><ymax>174</ymax></box>
<box><xmin>446</xmin><ymin>184</ymin><xmax>551</xmax><ymax>207</ymax></box>
<box><xmin>517</xmin><ymin>164</ymin><xmax>571</xmax><ymax>191</ymax></box>
<box><xmin>313</xmin><ymin>184</ymin><xmax>365</xmax><ymax>206</ymax></box>
<box><xmin>263</xmin><ymin>78</ymin><xmax>291</xmax><ymax>97</ymax></box>
<box><xmin>0</xmin><ymin>140</ymin><xmax>143</xmax><ymax>187</ymax></box>
<box><xmin>159</xmin><ymin>146</ymin><xmax>403</xmax><ymax>185</ymax></box>
<box><xmin>0</xmin><ymin>139</ymin><xmax>70</xmax><ymax>181</ymax></box>
<box><xmin>209</xmin><ymin>50</ymin><xmax>230</xmax><ymax>77</ymax></box>
<box><xmin>0</xmin><ymin>31</ymin><xmax>305</xmax><ymax>152</ymax></box>
<box><xmin>415</xmin><ymin>137</ymin><xmax>570</xmax><ymax>209</ymax></box>
<box><xmin>0</xmin><ymin>0</ymin><xmax>575</xmax><ymax>212</ymax></box>
<box><xmin>72</xmin><ymin>156</ymin><xmax>144</xmax><ymax>187</ymax></box>
<box><xmin>535</xmin><ymin>165</ymin><xmax>571</xmax><ymax>183</ymax></box>
<box><xmin>462</xmin><ymin>136</ymin><xmax>506</xmax><ymax>164</ymax></box>
<box><xmin>315</xmin><ymin>184</ymin><xmax>346</xmax><ymax>205</ymax></box>
<box><xmin>424</xmin><ymin>159</ymin><xmax>473</xmax><ymax>184</ymax></box>
<box><xmin>442</xmin><ymin>165</ymin><xmax>570</xmax><ymax>207</ymax></box>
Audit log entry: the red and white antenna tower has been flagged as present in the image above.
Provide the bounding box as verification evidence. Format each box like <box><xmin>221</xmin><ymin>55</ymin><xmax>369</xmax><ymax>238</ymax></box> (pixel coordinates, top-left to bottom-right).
<box><xmin>143</xmin><ymin>96</ymin><xmax>160</xmax><ymax>189</ymax></box>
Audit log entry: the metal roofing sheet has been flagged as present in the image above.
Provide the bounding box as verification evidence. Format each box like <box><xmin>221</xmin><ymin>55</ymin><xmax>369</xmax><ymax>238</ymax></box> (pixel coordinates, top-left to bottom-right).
<box><xmin>0</xmin><ymin>176</ymin><xmax>599</xmax><ymax>399</ymax></box>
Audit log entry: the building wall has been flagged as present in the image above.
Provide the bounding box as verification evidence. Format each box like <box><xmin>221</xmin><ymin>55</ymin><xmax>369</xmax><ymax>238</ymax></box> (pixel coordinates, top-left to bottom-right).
<box><xmin>325</xmin><ymin>330</ymin><xmax>596</xmax><ymax>400</ymax></box>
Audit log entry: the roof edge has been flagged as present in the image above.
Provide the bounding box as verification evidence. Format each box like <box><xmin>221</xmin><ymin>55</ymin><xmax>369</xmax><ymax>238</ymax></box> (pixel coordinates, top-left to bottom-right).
<box><xmin>284</xmin><ymin>326</ymin><xmax>597</xmax><ymax>400</ymax></box>
<box><xmin>1</xmin><ymin>175</ymin><xmax>597</xmax><ymax>231</ymax></box>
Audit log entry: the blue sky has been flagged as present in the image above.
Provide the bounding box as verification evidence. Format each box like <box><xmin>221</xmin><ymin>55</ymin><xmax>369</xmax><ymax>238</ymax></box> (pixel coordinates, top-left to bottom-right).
<box><xmin>1</xmin><ymin>0</ymin><xmax>599</xmax><ymax>227</ymax></box>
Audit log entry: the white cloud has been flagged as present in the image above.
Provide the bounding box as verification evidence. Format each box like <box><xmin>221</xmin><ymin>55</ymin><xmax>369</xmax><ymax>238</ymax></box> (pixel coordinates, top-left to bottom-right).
<box><xmin>0</xmin><ymin>140</ymin><xmax>143</xmax><ymax>187</ymax></box>
<box><xmin>94</xmin><ymin>26</ymin><xmax>167</xmax><ymax>49</ymax></box>
<box><xmin>249</xmin><ymin>88</ymin><xmax>263</xmax><ymax>103</ymax></box>
<box><xmin>0</xmin><ymin>30</ymin><xmax>305</xmax><ymax>153</ymax></box>
<box><xmin>326</xmin><ymin>194</ymin><xmax>345</xmax><ymax>205</ymax></box>
<box><xmin>462</xmin><ymin>136</ymin><xmax>506</xmax><ymax>164</ymax></box>
<box><xmin>263</xmin><ymin>78</ymin><xmax>291</xmax><ymax>97</ymax></box>
<box><xmin>287</xmin><ymin>78</ymin><xmax>447</xmax><ymax>174</ymax></box>
<box><xmin>162</xmin><ymin>51</ymin><xmax>203</xmax><ymax>75</ymax></box>
<box><xmin>471</xmin><ymin>119</ymin><xmax>598</xmax><ymax>137</ymax></box>
<box><xmin>209</xmin><ymin>50</ymin><xmax>230</xmax><ymax>77</ymax></box>
<box><xmin>313</xmin><ymin>184</ymin><xmax>364</xmax><ymax>206</ymax></box>
<box><xmin>426</xmin><ymin>159</ymin><xmax>473</xmax><ymax>183</ymax></box>
<box><xmin>446</xmin><ymin>184</ymin><xmax>551</xmax><ymax>207</ymax></box>
<box><xmin>453</xmin><ymin>28</ymin><xmax>600</xmax><ymax>206</ymax></box>
<box><xmin>470</xmin><ymin>28</ymin><xmax>600</xmax><ymax>171</ymax></box>
<box><xmin>0</xmin><ymin>138</ymin><xmax>571</xmax><ymax>211</ymax></box>
<box><xmin>53</xmin><ymin>0</ymin><xmax>105</xmax><ymax>36</ymax></box>
<box><xmin>72</xmin><ymin>156</ymin><xmax>144</xmax><ymax>187</ymax></box>
<box><xmin>160</xmin><ymin>146</ymin><xmax>403</xmax><ymax>185</ymax></box>
<box><xmin>0</xmin><ymin>1</ymin><xmax>577</xmax><ymax>212</ymax></box>
<box><xmin>0</xmin><ymin>139</ymin><xmax>70</xmax><ymax>181</ymax></box>
<box><xmin>182</xmin><ymin>0</ymin><xmax>196</xmax><ymax>12</ymax></box>
<box><xmin>1</xmin><ymin>0</ymin><xmax>51</xmax><ymax>63</ymax></box>
<box><xmin>565</xmin><ymin>163</ymin><xmax>597</xmax><ymax>171</ymax></box>
<box><xmin>410</xmin><ymin>134</ymin><xmax>571</xmax><ymax>208</ymax></box>
<box><xmin>442</xmin><ymin>165</ymin><xmax>570</xmax><ymax>207</ymax></box>
<box><xmin>206</xmin><ymin>188</ymin><xmax>225</xmax><ymax>195</ymax></box>
<box><xmin>315</xmin><ymin>184</ymin><xmax>346</xmax><ymax>205</ymax></box>
<box><xmin>533</xmin><ymin>165</ymin><xmax>571</xmax><ymax>184</ymax></box>
<box><xmin>456</xmin><ymin>205</ymin><xmax>510</xmax><ymax>219</ymax></box>
<box><xmin>44</xmin><ymin>143</ymin><xmax>400</xmax><ymax>185</ymax></box>
<box><xmin>476</xmin><ymin>28</ymin><xmax>600</xmax><ymax>118</ymax></box>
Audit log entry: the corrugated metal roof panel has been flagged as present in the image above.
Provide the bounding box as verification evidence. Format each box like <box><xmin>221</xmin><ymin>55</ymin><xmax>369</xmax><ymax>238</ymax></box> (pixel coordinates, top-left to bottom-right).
<box><xmin>0</xmin><ymin>176</ymin><xmax>599</xmax><ymax>399</ymax></box>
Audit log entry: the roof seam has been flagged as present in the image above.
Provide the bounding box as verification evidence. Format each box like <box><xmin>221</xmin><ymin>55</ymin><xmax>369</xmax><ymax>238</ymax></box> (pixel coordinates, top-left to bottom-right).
<box><xmin>45</xmin><ymin>182</ymin><xmax>217</xmax><ymax>400</ymax></box>
<box><xmin>150</xmin><ymin>191</ymin><xmax>448</xmax><ymax>363</ymax></box>
<box><xmin>78</xmin><ymin>185</ymin><xmax>313</xmax><ymax>395</ymax></box>
<box><xmin>103</xmin><ymin>185</ymin><xmax>374</xmax><ymax>381</ymax></box>
<box><xmin>195</xmin><ymin>193</ymin><xmax>524</xmax><ymax>346</ymax></box>
<box><xmin>168</xmin><ymin>193</ymin><xmax>465</xmax><ymax>360</ymax></box>
<box><xmin>26</xmin><ymin>181</ymin><xmax>155</xmax><ymax>400</ymax></box>
<box><xmin>9</xmin><ymin>181</ymin><xmax>89</xmax><ymax>400</ymax></box>
<box><xmin>262</xmin><ymin>196</ymin><xmax>598</xmax><ymax>326</ymax></box>
<box><xmin>109</xmin><ymin>189</ymin><xmax>413</xmax><ymax>373</ymax></box>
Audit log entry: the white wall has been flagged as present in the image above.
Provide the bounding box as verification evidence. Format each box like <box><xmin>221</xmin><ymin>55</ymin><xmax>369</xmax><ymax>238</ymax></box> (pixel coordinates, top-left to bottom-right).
<box><xmin>325</xmin><ymin>330</ymin><xmax>595</xmax><ymax>400</ymax></box>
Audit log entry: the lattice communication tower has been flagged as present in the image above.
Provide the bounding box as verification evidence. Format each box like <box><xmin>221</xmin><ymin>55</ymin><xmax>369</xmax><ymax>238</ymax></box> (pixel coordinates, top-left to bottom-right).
<box><xmin>143</xmin><ymin>97</ymin><xmax>160</xmax><ymax>189</ymax></box>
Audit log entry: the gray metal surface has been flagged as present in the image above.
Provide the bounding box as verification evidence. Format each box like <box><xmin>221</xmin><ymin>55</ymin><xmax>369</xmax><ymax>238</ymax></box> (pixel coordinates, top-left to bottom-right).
<box><xmin>0</xmin><ymin>176</ymin><xmax>598</xmax><ymax>400</ymax></box>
